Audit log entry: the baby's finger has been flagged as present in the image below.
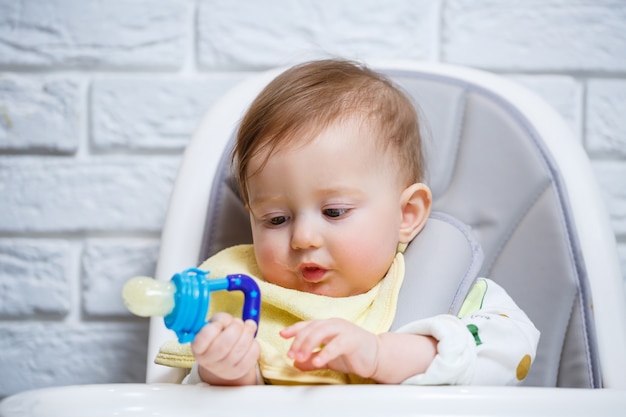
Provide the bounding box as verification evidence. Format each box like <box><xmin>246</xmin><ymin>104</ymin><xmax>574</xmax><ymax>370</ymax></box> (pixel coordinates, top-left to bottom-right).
<box><xmin>227</xmin><ymin>321</ymin><xmax>260</xmax><ymax>371</ymax></box>
<box><xmin>244</xmin><ymin>318</ymin><xmax>258</xmax><ymax>336</ymax></box>
<box><xmin>291</xmin><ymin>353</ymin><xmax>323</xmax><ymax>371</ymax></box>
<box><xmin>287</xmin><ymin>321</ymin><xmax>338</xmax><ymax>362</ymax></box>
<box><xmin>280</xmin><ymin>320</ymin><xmax>311</xmax><ymax>339</ymax></box>
<box><xmin>306</xmin><ymin>337</ymin><xmax>347</xmax><ymax>368</ymax></box>
<box><xmin>210</xmin><ymin>312</ymin><xmax>234</xmax><ymax>328</ymax></box>
<box><xmin>191</xmin><ymin>321</ymin><xmax>227</xmax><ymax>357</ymax></box>
<box><xmin>227</xmin><ymin>320</ymin><xmax>258</xmax><ymax>363</ymax></box>
<box><xmin>209</xmin><ymin>318</ymin><xmax>246</xmax><ymax>357</ymax></box>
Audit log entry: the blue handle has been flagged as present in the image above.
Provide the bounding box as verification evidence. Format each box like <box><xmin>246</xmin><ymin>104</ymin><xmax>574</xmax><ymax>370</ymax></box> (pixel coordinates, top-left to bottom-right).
<box><xmin>164</xmin><ymin>268</ymin><xmax>261</xmax><ymax>344</ymax></box>
<box><xmin>225</xmin><ymin>274</ymin><xmax>261</xmax><ymax>323</ymax></box>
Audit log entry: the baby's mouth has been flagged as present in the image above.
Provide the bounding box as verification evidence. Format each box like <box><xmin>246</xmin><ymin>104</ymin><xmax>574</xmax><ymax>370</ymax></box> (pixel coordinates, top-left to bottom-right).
<box><xmin>300</xmin><ymin>266</ymin><xmax>327</xmax><ymax>283</ymax></box>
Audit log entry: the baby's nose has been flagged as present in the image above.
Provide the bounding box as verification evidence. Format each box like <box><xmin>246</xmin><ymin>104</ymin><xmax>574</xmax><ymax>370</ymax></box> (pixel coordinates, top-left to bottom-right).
<box><xmin>290</xmin><ymin>216</ymin><xmax>323</xmax><ymax>250</ymax></box>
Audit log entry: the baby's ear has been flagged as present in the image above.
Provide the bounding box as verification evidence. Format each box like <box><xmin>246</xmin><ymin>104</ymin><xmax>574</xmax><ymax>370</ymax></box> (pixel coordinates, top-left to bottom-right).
<box><xmin>398</xmin><ymin>183</ymin><xmax>432</xmax><ymax>243</ymax></box>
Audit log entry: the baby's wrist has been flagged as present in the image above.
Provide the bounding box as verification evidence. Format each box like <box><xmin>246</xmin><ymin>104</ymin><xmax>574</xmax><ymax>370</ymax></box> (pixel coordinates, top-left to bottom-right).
<box><xmin>370</xmin><ymin>332</ymin><xmax>437</xmax><ymax>384</ymax></box>
<box><xmin>198</xmin><ymin>364</ymin><xmax>258</xmax><ymax>386</ymax></box>
<box><xmin>368</xmin><ymin>334</ymin><xmax>382</xmax><ymax>381</ymax></box>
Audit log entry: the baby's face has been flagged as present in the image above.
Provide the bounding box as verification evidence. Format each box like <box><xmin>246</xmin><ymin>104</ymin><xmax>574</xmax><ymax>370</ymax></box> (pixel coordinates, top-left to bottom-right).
<box><xmin>246</xmin><ymin>119</ymin><xmax>409</xmax><ymax>297</ymax></box>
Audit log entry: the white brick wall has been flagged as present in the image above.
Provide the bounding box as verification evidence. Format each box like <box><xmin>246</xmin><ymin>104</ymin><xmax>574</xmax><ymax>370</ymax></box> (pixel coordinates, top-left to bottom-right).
<box><xmin>1</xmin><ymin>0</ymin><xmax>624</xmax><ymax>397</ymax></box>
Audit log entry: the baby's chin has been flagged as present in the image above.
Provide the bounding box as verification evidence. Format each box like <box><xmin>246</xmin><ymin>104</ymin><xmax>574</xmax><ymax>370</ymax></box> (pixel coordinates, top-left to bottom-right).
<box><xmin>297</xmin><ymin>281</ymin><xmax>372</xmax><ymax>298</ymax></box>
<box><xmin>299</xmin><ymin>282</ymin><xmax>340</xmax><ymax>297</ymax></box>
<box><xmin>272</xmin><ymin>279</ymin><xmax>347</xmax><ymax>298</ymax></box>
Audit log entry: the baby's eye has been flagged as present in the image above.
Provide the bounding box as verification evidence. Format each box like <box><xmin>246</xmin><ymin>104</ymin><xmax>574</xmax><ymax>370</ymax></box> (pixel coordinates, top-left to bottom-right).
<box><xmin>268</xmin><ymin>216</ymin><xmax>289</xmax><ymax>226</ymax></box>
<box><xmin>323</xmin><ymin>208</ymin><xmax>349</xmax><ymax>218</ymax></box>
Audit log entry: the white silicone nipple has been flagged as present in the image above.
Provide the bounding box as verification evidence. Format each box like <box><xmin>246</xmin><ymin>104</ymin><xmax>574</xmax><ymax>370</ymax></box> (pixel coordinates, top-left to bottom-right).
<box><xmin>122</xmin><ymin>276</ymin><xmax>176</xmax><ymax>317</ymax></box>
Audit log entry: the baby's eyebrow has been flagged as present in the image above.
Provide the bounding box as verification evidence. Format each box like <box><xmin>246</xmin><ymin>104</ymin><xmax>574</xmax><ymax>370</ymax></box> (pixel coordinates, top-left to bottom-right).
<box><xmin>248</xmin><ymin>195</ymin><xmax>283</xmax><ymax>208</ymax></box>
<box><xmin>316</xmin><ymin>186</ymin><xmax>366</xmax><ymax>199</ymax></box>
<box><xmin>248</xmin><ymin>186</ymin><xmax>366</xmax><ymax>208</ymax></box>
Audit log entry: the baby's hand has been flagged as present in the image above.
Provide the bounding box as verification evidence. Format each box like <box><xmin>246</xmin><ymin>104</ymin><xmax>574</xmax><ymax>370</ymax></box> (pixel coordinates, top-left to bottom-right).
<box><xmin>191</xmin><ymin>312</ymin><xmax>260</xmax><ymax>385</ymax></box>
<box><xmin>280</xmin><ymin>318</ymin><xmax>379</xmax><ymax>379</ymax></box>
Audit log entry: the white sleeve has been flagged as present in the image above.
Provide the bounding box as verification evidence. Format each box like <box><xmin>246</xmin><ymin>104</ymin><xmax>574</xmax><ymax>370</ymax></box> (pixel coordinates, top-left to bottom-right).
<box><xmin>181</xmin><ymin>362</ymin><xmax>203</xmax><ymax>384</ymax></box>
<box><xmin>396</xmin><ymin>278</ymin><xmax>540</xmax><ymax>386</ymax></box>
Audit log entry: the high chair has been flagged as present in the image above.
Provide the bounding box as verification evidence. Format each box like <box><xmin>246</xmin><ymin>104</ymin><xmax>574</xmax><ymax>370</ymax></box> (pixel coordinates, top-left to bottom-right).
<box><xmin>148</xmin><ymin>60</ymin><xmax>626</xmax><ymax>391</ymax></box>
<box><xmin>4</xmin><ymin>61</ymin><xmax>624</xmax><ymax>417</ymax></box>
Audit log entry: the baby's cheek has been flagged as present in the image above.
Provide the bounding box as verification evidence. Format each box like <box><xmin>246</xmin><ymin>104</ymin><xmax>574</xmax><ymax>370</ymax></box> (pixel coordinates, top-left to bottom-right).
<box><xmin>253</xmin><ymin>239</ymin><xmax>292</xmax><ymax>287</ymax></box>
<box><xmin>337</xmin><ymin>236</ymin><xmax>394</xmax><ymax>283</ymax></box>
<box><xmin>254</xmin><ymin>242</ymin><xmax>278</xmax><ymax>274</ymax></box>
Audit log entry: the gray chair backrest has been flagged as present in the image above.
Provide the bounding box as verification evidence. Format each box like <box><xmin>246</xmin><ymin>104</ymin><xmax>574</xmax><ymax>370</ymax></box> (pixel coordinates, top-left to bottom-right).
<box><xmin>197</xmin><ymin>67</ymin><xmax>600</xmax><ymax>388</ymax></box>
<box><xmin>388</xmin><ymin>69</ymin><xmax>600</xmax><ymax>388</ymax></box>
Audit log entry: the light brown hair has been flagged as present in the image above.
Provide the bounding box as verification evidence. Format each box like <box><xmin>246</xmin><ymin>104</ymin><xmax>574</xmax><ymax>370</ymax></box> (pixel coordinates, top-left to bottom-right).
<box><xmin>232</xmin><ymin>59</ymin><xmax>424</xmax><ymax>205</ymax></box>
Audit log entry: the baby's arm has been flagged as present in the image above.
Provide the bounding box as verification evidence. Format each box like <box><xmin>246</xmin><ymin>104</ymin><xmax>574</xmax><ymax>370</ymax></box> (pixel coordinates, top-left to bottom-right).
<box><xmin>281</xmin><ymin>278</ymin><xmax>539</xmax><ymax>386</ymax></box>
<box><xmin>189</xmin><ymin>312</ymin><xmax>261</xmax><ymax>386</ymax></box>
<box><xmin>397</xmin><ymin>278</ymin><xmax>540</xmax><ymax>385</ymax></box>
<box><xmin>280</xmin><ymin>318</ymin><xmax>437</xmax><ymax>383</ymax></box>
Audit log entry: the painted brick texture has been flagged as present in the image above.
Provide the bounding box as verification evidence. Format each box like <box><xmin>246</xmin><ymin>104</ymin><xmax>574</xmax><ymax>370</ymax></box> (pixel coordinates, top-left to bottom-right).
<box><xmin>0</xmin><ymin>0</ymin><xmax>625</xmax><ymax>399</ymax></box>
<box><xmin>197</xmin><ymin>0</ymin><xmax>440</xmax><ymax>69</ymax></box>
<box><xmin>443</xmin><ymin>0</ymin><xmax>626</xmax><ymax>71</ymax></box>
<box><xmin>0</xmin><ymin>76</ymin><xmax>82</xmax><ymax>153</ymax></box>
<box><xmin>0</xmin><ymin>0</ymin><xmax>189</xmax><ymax>69</ymax></box>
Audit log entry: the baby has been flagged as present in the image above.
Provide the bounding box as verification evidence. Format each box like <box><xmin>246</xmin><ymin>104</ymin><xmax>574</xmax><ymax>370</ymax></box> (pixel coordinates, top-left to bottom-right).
<box><xmin>183</xmin><ymin>59</ymin><xmax>540</xmax><ymax>386</ymax></box>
